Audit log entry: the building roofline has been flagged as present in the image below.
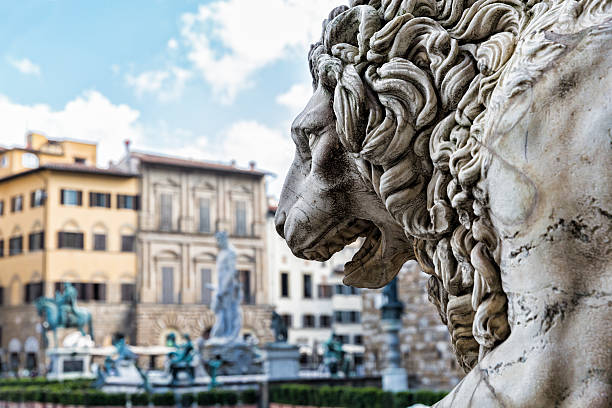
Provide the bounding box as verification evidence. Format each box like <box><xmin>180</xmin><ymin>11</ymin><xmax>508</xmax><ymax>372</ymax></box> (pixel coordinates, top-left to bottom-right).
<box><xmin>0</xmin><ymin>164</ymin><xmax>138</xmax><ymax>184</ymax></box>
<box><xmin>131</xmin><ymin>151</ymin><xmax>270</xmax><ymax>177</ymax></box>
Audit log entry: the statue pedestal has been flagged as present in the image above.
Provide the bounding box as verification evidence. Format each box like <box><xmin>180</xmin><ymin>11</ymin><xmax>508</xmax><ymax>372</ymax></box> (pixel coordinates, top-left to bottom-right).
<box><xmin>47</xmin><ymin>348</ymin><xmax>94</xmax><ymax>380</ymax></box>
<box><xmin>383</xmin><ymin>366</ymin><xmax>408</xmax><ymax>392</ymax></box>
<box><xmin>264</xmin><ymin>342</ymin><xmax>300</xmax><ymax>380</ymax></box>
<box><xmin>202</xmin><ymin>340</ymin><xmax>262</xmax><ymax>376</ymax></box>
<box><xmin>102</xmin><ymin>360</ymin><xmax>144</xmax><ymax>392</ymax></box>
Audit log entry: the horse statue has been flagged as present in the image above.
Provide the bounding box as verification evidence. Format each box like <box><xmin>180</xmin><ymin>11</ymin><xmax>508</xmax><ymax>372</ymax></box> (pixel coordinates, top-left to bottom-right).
<box><xmin>35</xmin><ymin>282</ymin><xmax>94</xmax><ymax>348</ymax></box>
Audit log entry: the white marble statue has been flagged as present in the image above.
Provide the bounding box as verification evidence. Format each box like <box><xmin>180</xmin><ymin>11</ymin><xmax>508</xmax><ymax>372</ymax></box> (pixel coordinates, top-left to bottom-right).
<box><xmin>275</xmin><ymin>0</ymin><xmax>611</xmax><ymax>406</ymax></box>
<box><xmin>209</xmin><ymin>231</ymin><xmax>242</xmax><ymax>344</ymax></box>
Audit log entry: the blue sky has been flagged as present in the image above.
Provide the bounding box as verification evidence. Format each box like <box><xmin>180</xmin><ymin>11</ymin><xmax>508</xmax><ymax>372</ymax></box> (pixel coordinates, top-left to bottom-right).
<box><xmin>0</xmin><ymin>0</ymin><xmax>345</xmax><ymax>196</ymax></box>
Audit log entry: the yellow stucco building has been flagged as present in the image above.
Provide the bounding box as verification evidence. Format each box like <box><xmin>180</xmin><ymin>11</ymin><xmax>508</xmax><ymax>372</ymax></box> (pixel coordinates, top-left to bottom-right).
<box><xmin>0</xmin><ymin>133</ymin><xmax>139</xmax><ymax>373</ymax></box>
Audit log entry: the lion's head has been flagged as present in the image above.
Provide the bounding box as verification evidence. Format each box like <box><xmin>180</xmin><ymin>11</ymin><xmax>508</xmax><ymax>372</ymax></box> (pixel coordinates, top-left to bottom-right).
<box><xmin>275</xmin><ymin>0</ymin><xmax>610</xmax><ymax>372</ymax></box>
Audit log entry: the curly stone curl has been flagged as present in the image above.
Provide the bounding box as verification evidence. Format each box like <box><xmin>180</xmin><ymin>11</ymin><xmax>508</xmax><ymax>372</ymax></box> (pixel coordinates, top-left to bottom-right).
<box><xmin>307</xmin><ymin>0</ymin><xmax>528</xmax><ymax>371</ymax></box>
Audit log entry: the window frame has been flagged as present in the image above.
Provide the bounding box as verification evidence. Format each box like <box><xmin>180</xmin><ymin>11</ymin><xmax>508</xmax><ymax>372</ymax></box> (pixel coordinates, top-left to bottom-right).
<box><xmin>93</xmin><ymin>233</ymin><xmax>107</xmax><ymax>251</ymax></box>
<box><xmin>60</xmin><ymin>189</ymin><xmax>82</xmax><ymax>206</ymax></box>
<box><xmin>89</xmin><ymin>192</ymin><xmax>111</xmax><ymax>208</ymax></box>
<box><xmin>30</xmin><ymin>189</ymin><xmax>46</xmax><ymax>208</ymax></box>
<box><xmin>28</xmin><ymin>231</ymin><xmax>44</xmax><ymax>252</ymax></box>
<box><xmin>280</xmin><ymin>272</ymin><xmax>290</xmax><ymax>298</ymax></box>
<box><xmin>8</xmin><ymin>236</ymin><xmax>23</xmax><ymax>256</ymax></box>
<box><xmin>303</xmin><ymin>273</ymin><xmax>312</xmax><ymax>299</ymax></box>
<box><xmin>57</xmin><ymin>231</ymin><xmax>84</xmax><ymax>250</ymax></box>
<box><xmin>120</xmin><ymin>235</ymin><xmax>136</xmax><ymax>252</ymax></box>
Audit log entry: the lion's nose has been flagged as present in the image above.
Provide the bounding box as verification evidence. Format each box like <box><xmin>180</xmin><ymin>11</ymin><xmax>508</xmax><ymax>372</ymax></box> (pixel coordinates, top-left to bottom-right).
<box><xmin>275</xmin><ymin>210</ymin><xmax>287</xmax><ymax>238</ymax></box>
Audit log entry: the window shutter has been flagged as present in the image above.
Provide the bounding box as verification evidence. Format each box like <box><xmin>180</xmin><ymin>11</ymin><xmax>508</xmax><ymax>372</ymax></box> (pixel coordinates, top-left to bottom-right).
<box><xmin>60</xmin><ymin>189</ymin><xmax>65</xmax><ymax>205</ymax></box>
<box><xmin>134</xmin><ymin>195</ymin><xmax>140</xmax><ymax>210</ymax></box>
<box><xmin>58</xmin><ymin>232</ymin><xmax>64</xmax><ymax>248</ymax></box>
<box><xmin>77</xmin><ymin>191</ymin><xmax>82</xmax><ymax>206</ymax></box>
<box><xmin>106</xmin><ymin>193</ymin><xmax>111</xmax><ymax>208</ymax></box>
<box><xmin>31</xmin><ymin>192</ymin><xmax>35</xmax><ymax>207</ymax></box>
<box><xmin>99</xmin><ymin>284</ymin><xmax>107</xmax><ymax>301</ymax></box>
<box><xmin>89</xmin><ymin>192</ymin><xmax>94</xmax><ymax>207</ymax></box>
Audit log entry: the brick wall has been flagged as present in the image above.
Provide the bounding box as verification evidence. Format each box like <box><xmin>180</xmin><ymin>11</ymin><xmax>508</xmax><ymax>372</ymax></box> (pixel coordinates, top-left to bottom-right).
<box><xmin>362</xmin><ymin>261</ymin><xmax>463</xmax><ymax>390</ymax></box>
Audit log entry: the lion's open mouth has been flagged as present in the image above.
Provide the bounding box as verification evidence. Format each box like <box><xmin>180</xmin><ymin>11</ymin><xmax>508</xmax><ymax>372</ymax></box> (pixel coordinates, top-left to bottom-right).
<box><xmin>301</xmin><ymin>218</ymin><xmax>382</xmax><ymax>274</ymax></box>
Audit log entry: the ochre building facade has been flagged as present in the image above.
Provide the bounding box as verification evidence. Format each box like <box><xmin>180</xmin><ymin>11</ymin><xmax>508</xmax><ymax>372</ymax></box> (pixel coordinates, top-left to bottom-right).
<box><xmin>0</xmin><ymin>134</ymin><xmax>139</xmax><ymax>373</ymax></box>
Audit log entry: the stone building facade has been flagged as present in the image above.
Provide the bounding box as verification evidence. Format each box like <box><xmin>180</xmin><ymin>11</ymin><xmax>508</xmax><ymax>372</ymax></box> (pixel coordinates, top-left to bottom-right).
<box><xmin>362</xmin><ymin>261</ymin><xmax>464</xmax><ymax>390</ymax></box>
<box><xmin>119</xmin><ymin>151</ymin><xmax>273</xmax><ymax>347</ymax></box>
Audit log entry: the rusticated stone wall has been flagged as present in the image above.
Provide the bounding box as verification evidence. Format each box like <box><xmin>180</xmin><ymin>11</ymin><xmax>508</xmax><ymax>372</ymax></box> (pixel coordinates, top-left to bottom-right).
<box><xmin>0</xmin><ymin>303</ymin><xmax>134</xmax><ymax>373</ymax></box>
<box><xmin>362</xmin><ymin>261</ymin><xmax>463</xmax><ymax>390</ymax></box>
<box><xmin>135</xmin><ymin>303</ymin><xmax>274</xmax><ymax>347</ymax></box>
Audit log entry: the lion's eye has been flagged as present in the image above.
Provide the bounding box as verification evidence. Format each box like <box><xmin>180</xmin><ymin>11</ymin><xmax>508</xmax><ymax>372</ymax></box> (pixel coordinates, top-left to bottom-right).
<box><xmin>307</xmin><ymin>132</ymin><xmax>318</xmax><ymax>150</ymax></box>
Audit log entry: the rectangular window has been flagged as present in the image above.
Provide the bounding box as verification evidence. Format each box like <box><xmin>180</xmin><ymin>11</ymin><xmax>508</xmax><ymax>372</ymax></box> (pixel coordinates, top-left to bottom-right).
<box><xmin>89</xmin><ymin>192</ymin><xmax>111</xmax><ymax>208</ymax></box>
<box><xmin>350</xmin><ymin>311</ymin><xmax>361</xmax><ymax>323</ymax></box>
<box><xmin>0</xmin><ymin>200</ymin><xmax>4</xmax><ymax>216</ymax></box>
<box><xmin>320</xmin><ymin>315</ymin><xmax>332</xmax><ymax>328</ymax></box>
<box><xmin>31</xmin><ymin>189</ymin><xmax>45</xmax><ymax>208</ymax></box>
<box><xmin>240</xmin><ymin>270</ymin><xmax>253</xmax><ymax>305</ymax></box>
<box><xmin>161</xmin><ymin>267</ymin><xmax>174</xmax><ymax>304</ymax></box>
<box><xmin>60</xmin><ymin>189</ymin><xmax>82</xmax><ymax>206</ymax></box>
<box><xmin>75</xmin><ymin>283</ymin><xmax>87</xmax><ymax>300</ymax></box>
<box><xmin>303</xmin><ymin>274</ymin><xmax>312</xmax><ymax>299</ymax></box>
<box><xmin>93</xmin><ymin>234</ymin><xmax>107</xmax><ymax>251</ymax></box>
<box><xmin>354</xmin><ymin>335</ymin><xmax>363</xmax><ymax>345</ymax></box>
<box><xmin>0</xmin><ymin>286</ymin><xmax>4</xmax><ymax>305</ymax></box>
<box><xmin>28</xmin><ymin>231</ymin><xmax>44</xmax><ymax>252</ymax></box>
<box><xmin>9</xmin><ymin>236</ymin><xmax>23</xmax><ymax>256</ymax></box>
<box><xmin>0</xmin><ymin>239</ymin><xmax>4</xmax><ymax>257</ymax></box>
<box><xmin>280</xmin><ymin>272</ymin><xmax>289</xmax><ymax>298</ymax></box>
<box><xmin>58</xmin><ymin>232</ymin><xmax>84</xmax><ymax>249</ymax></box>
<box><xmin>302</xmin><ymin>314</ymin><xmax>315</xmax><ymax>328</ymax></box>
<box><xmin>235</xmin><ymin>201</ymin><xmax>247</xmax><ymax>236</ymax></box>
<box><xmin>11</xmin><ymin>195</ymin><xmax>23</xmax><ymax>212</ymax></box>
<box><xmin>121</xmin><ymin>235</ymin><xmax>136</xmax><ymax>252</ymax></box>
<box><xmin>201</xmin><ymin>268</ymin><xmax>212</xmax><ymax>305</ymax></box>
<box><xmin>318</xmin><ymin>284</ymin><xmax>333</xmax><ymax>298</ymax></box>
<box><xmin>92</xmin><ymin>283</ymin><xmax>106</xmax><ymax>302</ymax></box>
<box><xmin>281</xmin><ymin>314</ymin><xmax>293</xmax><ymax>329</ymax></box>
<box><xmin>74</xmin><ymin>157</ymin><xmax>86</xmax><ymax>164</ymax></box>
<box><xmin>199</xmin><ymin>198</ymin><xmax>211</xmax><ymax>233</ymax></box>
<box><xmin>334</xmin><ymin>311</ymin><xmax>343</xmax><ymax>323</ymax></box>
<box><xmin>121</xmin><ymin>283</ymin><xmax>135</xmax><ymax>302</ymax></box>
<box><xmin>118</xmin><ymin>194</ymin><xmax>139</xmax><ymax>210</ymax></box>
<box><xmin>338</xmin><ymin>335</ymin><xmax>350</xmax><ymax>344</ymax></box>
<box><xmin>160</xmin><ymin>193</ymin><xmax>173</xmax><ymax>231</ymax></box>
<box><xmin>24</xmin><ymin>282</ymin><xmax>44</xmax><ymax>303</ymax></box>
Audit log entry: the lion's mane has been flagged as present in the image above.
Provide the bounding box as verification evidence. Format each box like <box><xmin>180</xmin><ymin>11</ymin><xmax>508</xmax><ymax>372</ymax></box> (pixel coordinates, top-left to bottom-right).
<box><xmin>308</xmin><ymin>0</ymin><xmax>610</xmax><ymax>371</ymax></box>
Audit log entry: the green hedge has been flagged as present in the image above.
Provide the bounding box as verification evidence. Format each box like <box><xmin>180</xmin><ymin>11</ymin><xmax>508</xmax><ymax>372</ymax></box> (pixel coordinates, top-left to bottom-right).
<box><xmin>196</xmin><ymin>390</ymin><xmax>238</xmax><ymax>406</ymax></box>
<box><xmin>152</xmin><ymin>392</ymin><xmax>175</xmax><ymax>406</ymax></box>
<box><xmin>270</xmin><ymin>385</ymin><xmax>448</xmax><ymax>407</ymax></box>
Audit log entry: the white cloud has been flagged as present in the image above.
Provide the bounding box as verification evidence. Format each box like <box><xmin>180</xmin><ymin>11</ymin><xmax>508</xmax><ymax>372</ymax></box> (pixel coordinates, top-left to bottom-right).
<box><xmin>125</xmin><ymin>66</ymin><xmax>192</xmax><ymax>101</ymax></box>
<box><xmin>276</xmin><ymin>82</ymin><xmax>313</xmax><ymax>116</ymax></box>
<box><xmin>0</xmin><ymin>91</ymin><xmax>143</xmax><ymax>166</ymax></box>
<box><xmin>167</xmin><ymin>38</ymin><xmax>179</xmax><ymax>50</ymax></box>
<box><xmin>7</xmin><ymin>57</ymin><xmax>41</xmax><ymax>76</ymax></box>
<box><xmin>217</xmin><ymin>121</ymin><xmax>293</xmax><ymax>197</ymax></box>
<box><xmin>180</xmin><ymin>0</ymin><xmax>345</xmax><ymax>103</ymax></box>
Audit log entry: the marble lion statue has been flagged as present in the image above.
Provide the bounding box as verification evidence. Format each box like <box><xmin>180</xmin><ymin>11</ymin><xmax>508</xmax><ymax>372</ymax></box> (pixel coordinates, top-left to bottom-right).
<box><xmin>275</xmin><ymin>0</ymin><xmax>611</xmax><ymax>406</ymax></box>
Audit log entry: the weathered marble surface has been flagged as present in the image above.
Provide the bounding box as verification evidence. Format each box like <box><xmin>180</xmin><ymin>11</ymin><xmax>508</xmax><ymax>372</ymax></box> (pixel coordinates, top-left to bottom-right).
<box><xmin>275</xmin><ymin>0</ymin><xmax>611</xmax><ymax>406</ymax></box>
